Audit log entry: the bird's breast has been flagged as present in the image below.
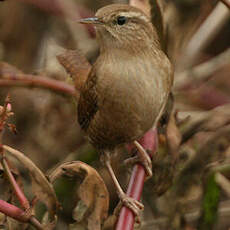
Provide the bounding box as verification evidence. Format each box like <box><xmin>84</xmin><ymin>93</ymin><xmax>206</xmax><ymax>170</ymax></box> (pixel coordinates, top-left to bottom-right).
<box><xmin>93</xmin><ymin>53</ymin><xmax>168</xmax><ymax>141</ymax></box>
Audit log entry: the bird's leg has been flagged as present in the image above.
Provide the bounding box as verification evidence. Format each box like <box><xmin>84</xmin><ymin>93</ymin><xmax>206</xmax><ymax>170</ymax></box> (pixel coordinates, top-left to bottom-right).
<box><xmin>125</xmin><ymin>140</ymin><xmax>152</xmax><ymax>179</ymax></box>
<box><xmin>101</xmin><ymin>151</ymin><xmax>144</xmax><ymax>221</ymax></box>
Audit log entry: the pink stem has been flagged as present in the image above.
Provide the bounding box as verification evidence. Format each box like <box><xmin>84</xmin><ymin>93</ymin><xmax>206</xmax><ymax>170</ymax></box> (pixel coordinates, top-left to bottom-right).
<box><xmin>2</xmin><ymin>157</ymin><xmax>30</xmax><ymax>210</ymax></box>
<box><xmin>0</xmin><ymin>74</ymin><xmax>77</xmax><ymax>97</ymax></box>
<box><xmin>116</xmin><ymin>128</ymin><xmax>158</xmax><ymax>230</ymax></box>
<box><xmin>0</xmin><ymin>200</ymin><xmax>29</xmax><ymax>222</ymax></box>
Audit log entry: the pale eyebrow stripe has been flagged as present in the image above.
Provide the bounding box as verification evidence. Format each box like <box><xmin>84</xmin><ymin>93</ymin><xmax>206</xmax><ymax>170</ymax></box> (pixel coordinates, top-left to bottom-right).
<box><xmin>118</xmin><ymin>12</ymin><xmax>149</xmax><ymax>22</ymax></box>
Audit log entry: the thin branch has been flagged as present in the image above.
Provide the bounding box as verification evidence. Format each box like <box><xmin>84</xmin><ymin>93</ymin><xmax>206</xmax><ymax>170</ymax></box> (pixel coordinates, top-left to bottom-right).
<box><xmin>180</xmin><ymin>1</ymin><xmax>230</xmax><ymax>68</ymax></box>
<box><xmin>0</xmin><ymin>74</ymin><xmax>78</xmax><ymax>97</ymax></box>
<box><xmin>221</xmin><ymin>0</ymin><xmax>230</xmax><ymax>9</ymax></box>
<box><xmin>215</xmin><ymin>172</ymin><xmax>230</xmax><ymax>197</ymax></box>
<box><xmin>0</xmin><ymin>200</ymin><xmax>29</xmax><ymax>222</ymax></box>
<box><xmin>0</xmin><ymin>200</ymin><xmax>43</xmax><ymax>229</ymax></box>
<box><xmin>29</xmin><ymin>216</ymin><xmax>44</xmax><ymax>230</ymax></box>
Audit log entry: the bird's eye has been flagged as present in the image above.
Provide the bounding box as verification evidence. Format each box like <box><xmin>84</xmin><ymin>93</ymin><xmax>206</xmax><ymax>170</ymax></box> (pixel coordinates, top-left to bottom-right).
<box><xmin>116</xmin><ymin>16</ymin><xmax>127</xmax><ymax>25</ymax></box>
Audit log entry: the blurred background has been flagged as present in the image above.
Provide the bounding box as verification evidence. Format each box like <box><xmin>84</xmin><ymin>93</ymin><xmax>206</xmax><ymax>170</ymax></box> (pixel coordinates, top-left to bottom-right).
<box><xmin>0</xmin><ymin>0</ymin><xmax>230</xmax><ymax>229</ymax></box>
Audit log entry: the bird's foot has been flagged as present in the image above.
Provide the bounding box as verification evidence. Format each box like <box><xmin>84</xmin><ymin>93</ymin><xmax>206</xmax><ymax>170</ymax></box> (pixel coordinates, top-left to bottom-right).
<box><xmin>118</xmin><ymin>192</ymin><xmax>144</xmax><ymax>223</ymax></box>
<box><xmin>125</xmin><ymin>141</ymin><xmax>152</xmax><ymax>180</ymax></box>
<box><xmin>102</xmin><ymin>150</ymin><xmax>144</xmax><ymax>223</ymax></box>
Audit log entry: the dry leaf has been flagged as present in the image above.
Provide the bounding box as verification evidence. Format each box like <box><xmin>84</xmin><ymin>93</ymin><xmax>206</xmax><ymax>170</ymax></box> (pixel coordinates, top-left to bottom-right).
<box><xmin>57</xmin><ymin>49</ymin><xmax>91</xmax><ymax>91</ymax></box>
<box><xmin>3</xmin><ymin>145</ymin><xmax>59</xmax><ymax>228</ymax></box>
<box><xmin>49</xmin><ymin>161</ymin><xmax>109</xmax><ymax>230</ymax></box>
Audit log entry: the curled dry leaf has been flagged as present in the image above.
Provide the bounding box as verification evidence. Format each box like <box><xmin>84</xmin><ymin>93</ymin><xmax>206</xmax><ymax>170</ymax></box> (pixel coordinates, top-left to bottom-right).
<box><xmin>2</xmin><ymin>145</ymin><xmax>59</xmax><ymax>229</ymax></box>
<box><xmin>49</xmin><ymin>161</ymin><xmax>109</xmax><ymax>230</ymax></box>
<box><xmin>57</xmin><ymin>49</ymin><xmax>91</xmax><ymax>92</ymax></box>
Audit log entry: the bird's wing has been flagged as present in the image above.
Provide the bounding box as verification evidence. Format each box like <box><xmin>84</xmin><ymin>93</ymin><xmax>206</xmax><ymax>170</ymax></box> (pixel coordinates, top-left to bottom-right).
<box><xmin>77</xmin><ymin>68</ymin><xmax>98</xmax><ymax>130</ymax></box>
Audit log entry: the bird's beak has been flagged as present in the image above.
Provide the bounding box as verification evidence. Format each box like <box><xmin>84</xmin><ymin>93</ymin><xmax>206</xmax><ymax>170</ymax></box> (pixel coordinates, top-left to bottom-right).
<box><xmin>78</xmin><ymin>17</ymin><xmax>103</xmax><ymax>25</ymax></box>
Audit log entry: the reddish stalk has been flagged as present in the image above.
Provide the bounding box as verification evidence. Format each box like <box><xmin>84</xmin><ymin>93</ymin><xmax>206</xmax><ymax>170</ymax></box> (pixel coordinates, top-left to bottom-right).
<box><xmin>0</xmin><ymin>74</ymin><xmax>78</xmax><ymax>97</ymax></box>
<box><xmin>0</xmin><ymin>200</ymin><xmax>29</xmax><ymax>222</ymax></box>
<box><xmin>0</xmin><ymin>200</ymin><xmax>43</xmax><ymax>229</ymax></box>
<box><xmin>116</xmin><ymin>128</ymin><xmax>158</xmax><ymax>230</ymax></box>
<box><xmin>1</xmin><ymin>156</ymin><xmax>30</xmax><ymax>210</ymax></box>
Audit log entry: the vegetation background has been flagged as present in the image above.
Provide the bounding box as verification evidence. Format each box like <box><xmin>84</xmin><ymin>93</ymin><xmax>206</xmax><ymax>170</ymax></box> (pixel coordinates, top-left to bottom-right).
<box><xmin>0</xmin><ymin>0</ymin><xmax>230</xmax><ymax>229</ymax></box>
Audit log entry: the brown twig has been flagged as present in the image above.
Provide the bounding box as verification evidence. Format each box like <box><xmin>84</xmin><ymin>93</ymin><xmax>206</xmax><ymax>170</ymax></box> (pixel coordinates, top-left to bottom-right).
<box><xmin>220</xmin><ymin>0</ymin><xmax>230</xmax><ymax>9</ymax></box>
<box><xmin>215</xmin><ymin>172</ymin><xmax>230</xmax><ymax>197</ymax></box>
<box><xmin>180</xmin><ymin>1</ymin><xmax>230</xmax><ymax>68</ymax></box>
<box><xmin>29</xmin><ymin>216</ymin><xmax>44</xmax><ymax>230</ymax></box>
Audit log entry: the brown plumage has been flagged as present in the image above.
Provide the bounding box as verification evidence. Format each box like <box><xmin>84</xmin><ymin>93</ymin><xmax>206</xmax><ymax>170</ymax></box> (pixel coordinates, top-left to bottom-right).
<box><xmin>78</xmin><ymin>3</ymin><xmax>173</xmax><ymax>218</ymax></box>
<box><xmin>78</xmin><ymin>4</ymin><xmax>173</xmax><ymax>150</ymax></box>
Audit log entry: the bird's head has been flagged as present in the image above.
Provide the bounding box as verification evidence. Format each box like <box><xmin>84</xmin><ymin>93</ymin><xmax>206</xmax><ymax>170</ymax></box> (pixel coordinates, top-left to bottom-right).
<box><xmin>79</xmin><ymin>4</ymin><xmax>160</xmax><ymax>51</ymax></box>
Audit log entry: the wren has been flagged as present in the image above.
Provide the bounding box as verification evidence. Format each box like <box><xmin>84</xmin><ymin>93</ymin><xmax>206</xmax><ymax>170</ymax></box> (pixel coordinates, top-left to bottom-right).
<box><xmin>78</xmin><ymin>4</ymin><xmax>173</xmax><ymax>218</ymax></box>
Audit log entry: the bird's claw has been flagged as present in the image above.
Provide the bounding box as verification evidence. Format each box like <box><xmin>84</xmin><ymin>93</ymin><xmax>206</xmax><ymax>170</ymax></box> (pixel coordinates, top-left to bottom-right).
<box><xmin>119</xmin><ymin>192</ymin><xmax>144</xmax><ymax>223</ymax></box>
<box><xmin>141</xmin><ymin>151</ymin><xmax>152</xmax><ymax>179</ymax></box>
<box><xmin>125</xmin><ymin>141</ymin><xmax>153</xmax><ymax>180</ymax></box>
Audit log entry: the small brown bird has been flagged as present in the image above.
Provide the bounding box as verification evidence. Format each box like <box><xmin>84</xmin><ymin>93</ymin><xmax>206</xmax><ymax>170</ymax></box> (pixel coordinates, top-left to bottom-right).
<box><xmin>78</xmin><ymin>4</ymin><xmax>173</xmax><ymax>217</ymax></box>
